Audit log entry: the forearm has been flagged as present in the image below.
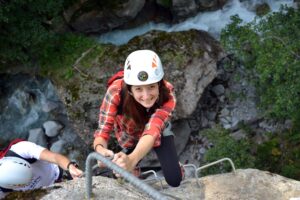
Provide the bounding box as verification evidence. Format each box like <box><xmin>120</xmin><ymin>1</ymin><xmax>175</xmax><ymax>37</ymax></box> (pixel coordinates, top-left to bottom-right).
<box><xmin>128</xmin><ymin>134</ymin><xmax>155</xmax><ymax>166</ymax></box>
<box><xmin>39</xmin><ymin>149</ymin><xmax>83</xmax><ymax>178</ymax></box>
<box><xmin>39</xmin><ymin>149</ymin><xmax>71</xmax><ymax>170</ymax></box>
<box><xmin>54</xmin><ymin>154</ymin><xmax>71</xmax><ymax>170</ymax></box>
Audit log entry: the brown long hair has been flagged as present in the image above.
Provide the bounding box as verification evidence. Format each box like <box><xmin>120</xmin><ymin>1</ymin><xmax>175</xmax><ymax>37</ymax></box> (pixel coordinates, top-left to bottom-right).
<box><xmin>122</xmin><ymin>80</ymin><xmax>171</xmax><ymax>129</ymax></box>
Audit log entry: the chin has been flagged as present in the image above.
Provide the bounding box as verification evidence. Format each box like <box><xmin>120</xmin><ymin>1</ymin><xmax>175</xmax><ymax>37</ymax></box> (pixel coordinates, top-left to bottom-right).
<box><xmin>141</xmin><ymin>102</ymin><xmax>155</xmax><ymax>108</ymax></box>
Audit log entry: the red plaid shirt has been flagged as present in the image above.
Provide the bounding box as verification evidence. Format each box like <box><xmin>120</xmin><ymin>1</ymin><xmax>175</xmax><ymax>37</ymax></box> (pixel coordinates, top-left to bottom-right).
<box><xmin>94</xmin><ymin>78</ymin><xmax>176</xmax><ymax>148</ymax></box>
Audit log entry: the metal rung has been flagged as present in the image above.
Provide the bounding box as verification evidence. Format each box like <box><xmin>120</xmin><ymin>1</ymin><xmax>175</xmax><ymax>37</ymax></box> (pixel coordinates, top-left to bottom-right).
<box><xmin>196</xmin><ymin>157</ymin><xmax>236</xmax><ymax>187</ymax></box>
<box><xmin>141</xmin><ymin>170</ymin><xmax>163</xmax><ymax>190</ymax></box>
<box><xmin>85</xmin><ymin>152</ymin><xmax>168</xmax><ymax>200</ymax></box>
<box><xmin>182</xmin><ymin>164</ymin><xmax>197</xmax><ymax>183</ymax></box>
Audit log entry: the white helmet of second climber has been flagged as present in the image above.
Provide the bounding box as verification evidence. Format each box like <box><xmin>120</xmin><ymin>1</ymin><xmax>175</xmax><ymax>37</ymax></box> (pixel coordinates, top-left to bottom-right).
<box><xmin>0</xmin><ymin>157</ymin><xmax>33</xmax><ymax>189</ymax></box>
<box><xmin>124</xmin><ymin>50</ymin><xmax>164</xmax><ymax>85</ymax></box>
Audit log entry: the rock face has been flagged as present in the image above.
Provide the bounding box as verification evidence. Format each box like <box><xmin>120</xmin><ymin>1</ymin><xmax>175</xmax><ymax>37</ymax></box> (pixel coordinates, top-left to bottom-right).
<box><xmin>62</xmin><ymin>0</ymin><xmax>228</xmax><ymax>34</ymax></box>
<box><xmin>64</xmin><ymin>0</ymin><xmax>146</xmax><ymax>34</ymax></box>
<box><xmin>39</xmin><ymin>169</ymin><xmax>300</xmax><ymax>200</ymax></box>
<box><xmin>52</xmin><ymin>29</ymin><xmax>224</xmax><ymax>147</ymax></box>
<box><xmin>0</xmin><ymin>73</ymin><xmax>89</xmax><ymax>167</ymax></box>
<box><xmin>200</xmin><ymin>169</ymin><xmax>300</xmax><ymax>200</ymax></box>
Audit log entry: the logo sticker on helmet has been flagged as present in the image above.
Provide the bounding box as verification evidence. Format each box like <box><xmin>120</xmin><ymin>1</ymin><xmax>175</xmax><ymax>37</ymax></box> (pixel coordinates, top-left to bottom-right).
<box><xmin>126</xmin><ymin>60</ymin><xmax>131</xmax><ymax>70</ymax></box>
<box><xmin>152</xmin><ymin>55</ymin><xmax>157</xmax><ymax>68</ymax></box>
<box><xmin>137</xmin><ymin>71</ymin><xmax>148</xmax><ymax>81</ymax></box>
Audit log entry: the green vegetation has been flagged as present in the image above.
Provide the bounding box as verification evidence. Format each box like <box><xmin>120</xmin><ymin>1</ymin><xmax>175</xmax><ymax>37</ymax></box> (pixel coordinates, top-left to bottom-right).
<box><xmin>39</xmin><ymin>34</ymin><xmax>97</xmax><ymax>76</ymax></box>
<box><xmin>0</xmin><ymin>0</ymin><xmax>63</xmax><ymax>65</ymax></box>
<box><xmin>3</xmin><ymin>188</ymin><xmax>51</xmax><ymax>200</ymax></box>
<box><xmin>220</xmin><ymin>6</ymin><xmax>300</xmax><ymax>125</ymax></box>
<box><xmin>157</xmin><ymin>0</ymin><xmax>172</xmax><ymax>8</ymax></box>
<box><xmin>200</xmin><ymin>127</ymin><xmax>255</xmax><ymax>176</ymax></box>
<box><xmin>202</xmin><ymin>125</ymin><xmax>300</xmax><ymax>180</ymax></box>
<box><xmin>203</xmin><ymin>6</ymin><xmax>300</xmax><ymax>179</ymax></box>
<box><xmin>255</xmin><ymin>128</ymin><xmax>300</xmax><ymax>179</ymax></box>
<box><xmin>1</xmin><ymin>0</ymin><xmax>299</xmax><ymax>181</ymax></box>
<box><xmin>0</xmin><ymin>0</ymin><xmax>98</xmax><ymax>76</ymax></box>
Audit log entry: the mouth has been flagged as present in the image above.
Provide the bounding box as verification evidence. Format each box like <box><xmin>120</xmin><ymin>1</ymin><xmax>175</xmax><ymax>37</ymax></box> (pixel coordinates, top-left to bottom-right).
<box><xmin>140</xmin><ymin>98</ymin><xmax>156</xmax><ymax>107</ymax></box>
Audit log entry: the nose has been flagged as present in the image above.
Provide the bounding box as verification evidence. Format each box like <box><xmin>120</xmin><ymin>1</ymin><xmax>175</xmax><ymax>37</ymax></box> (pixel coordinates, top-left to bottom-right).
<box><xmin>142</xmin><ymin>89</ymin><xmax>151</xmax><ymax>99</ymax></box>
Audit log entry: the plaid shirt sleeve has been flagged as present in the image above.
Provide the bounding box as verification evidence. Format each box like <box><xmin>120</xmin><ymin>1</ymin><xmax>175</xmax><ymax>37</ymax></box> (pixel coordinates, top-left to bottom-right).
<box><xmin>94</xmin><ymin>79</ymin><xmax>122</xmax><ymax>141</ymax></box>
<box><xmin>142</xmin><ymin>80</ymin><xmax>176</xmax><ymax>147</ymax></box>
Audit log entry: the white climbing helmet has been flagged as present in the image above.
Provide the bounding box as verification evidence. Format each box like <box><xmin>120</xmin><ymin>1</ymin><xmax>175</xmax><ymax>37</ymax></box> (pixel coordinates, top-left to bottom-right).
<box><xmin>124</xmin><ymin>50</ymin><xmax>164</xmax><ymax>85</ymax></box>
<box><xmin>0</xmin><ymin>157</ymin><xmax>33</xmax><ymax>189</ymax></box>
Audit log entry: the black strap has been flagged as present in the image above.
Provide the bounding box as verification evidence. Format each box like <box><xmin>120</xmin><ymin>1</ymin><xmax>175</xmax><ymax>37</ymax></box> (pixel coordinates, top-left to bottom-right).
<box><xmin>5</xmin><ymin>150</ymin><xmax>37</xmax><ymax>164</ymax></box>
<box><xmin>117</xmin><ymin>87</ymin><xmax>124</xmax><ymax>115</ymax></box>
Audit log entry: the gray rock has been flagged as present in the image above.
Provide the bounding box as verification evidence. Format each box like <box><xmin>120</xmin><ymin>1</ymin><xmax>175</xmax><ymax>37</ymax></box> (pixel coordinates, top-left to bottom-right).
<box><xmin>43</xmin><ymin>121</ymin><xmax>63</xmax><ymax>137</ymax></box>
<box><xmin>173</xmin><ymin>119</ymin><xmax>192</xmax><ymax>155</ymax></box>
<box><xmin>41</xmin><ymin>100</ymin><xmax>59</xmax><ymax>113</ymax></box>
<box><xmin>28</xmin><ymin>128</ymin><xmax>48</xmax><ymax>148</ymax></box>
<box><xmin>50</xmin><ymin>139</ymin><xmax>66</xmax><ymax>154</ymax></box>
<box><xmin>171</xmin><ymin>0</ymin><xmax>198</xmax><ymax>20</ymax></box>
<box><xmin>206</xmin><ymin>111</ymin><xmax>217</xmax><ymax>121</ymax></box>
<box><xmin>230</xmin><ymin>129</ymin><xmax>247</xmax><ymax>140</ymax></box>
<box><xmin>211</xmin><ymin>84</ymin><xmax>225</xmax><ymax>96</ymax></box>
<box><xmin>40</xmin><ymin>169</ymin><xmax>300</xmax><ymax>200</ymax></box>
<box><xmin>65</xmin><ymin>0</ymin><xmax>146</xmax><ymax>34</ymax></box>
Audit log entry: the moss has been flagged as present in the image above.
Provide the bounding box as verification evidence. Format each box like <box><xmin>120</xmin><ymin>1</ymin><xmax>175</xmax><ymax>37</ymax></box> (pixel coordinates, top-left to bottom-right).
<box><xmin>161</xmin><ymin>51</ymin><xmax>187</xmax><ymax>69</ymax></box>
<box><xmin>157</xmin><ymin>0</ymin><xmax>172</xmax><ymax>8</ymax></box>
<box><xmin>66</xmin><ymin>84</ymin><xmax>80</xmax><ymax>102</ymax></box>
<box><xmin>36</xmin><ymin>44</ymin><xmax>108</xmax><ymax>99</ymax></box>
<box><xmin>123</xmin><ymin>30</ymin><xmax>207</xmax><ymax>70</ymax></box>
<box><xmin>78</xmin><ymin>45</ymin><xmax>105</xmax><ymax>69</ymax></box>
<box><xmin>3</xmin><ymin>188</ymin><xmax>52</xmax><ymax>200</ymax></box>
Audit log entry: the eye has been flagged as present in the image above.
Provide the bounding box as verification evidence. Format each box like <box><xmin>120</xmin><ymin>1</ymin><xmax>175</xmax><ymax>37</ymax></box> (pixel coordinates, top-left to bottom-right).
<box><xmin>133</xmin><ymin>87</ymin><xmax>142</xmax><ymax>92</ymax></box>
<box><xmin>149</xmin><ymin>84</ymin><xmax>158</xmax><ymax>89</ymax></box>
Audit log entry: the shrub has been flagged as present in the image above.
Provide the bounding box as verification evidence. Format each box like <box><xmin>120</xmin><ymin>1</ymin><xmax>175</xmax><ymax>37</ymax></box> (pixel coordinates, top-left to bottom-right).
<box><xmin>0</xmin><ymin>0</ymin><xmax>96</xmax><ymax>73</ymax></box>
<box><xmin>200</xmin><ymin>127</ymin><xmax>255</xmax><ymax>176</ymax></box>
<box><xmin>255</xmin><ymin>129</ymin><xmax>300</xmax><ymax>180</ymax></box>
<box><xmin>0</xmin><ymin>0</ymin><xmax>64</xmax><ymax>65</ymax></box>
<box><xmin>220</xmin><ymin>7</ymin><xmax>300</xmax><ymax>125</ymax></box>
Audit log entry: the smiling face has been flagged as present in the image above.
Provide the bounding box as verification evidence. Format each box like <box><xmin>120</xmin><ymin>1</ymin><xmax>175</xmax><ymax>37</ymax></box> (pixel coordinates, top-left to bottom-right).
<box><xmin>130</xmin><ymin>83</ymin><xmax>159</xmax><ymax>108</ymax></box>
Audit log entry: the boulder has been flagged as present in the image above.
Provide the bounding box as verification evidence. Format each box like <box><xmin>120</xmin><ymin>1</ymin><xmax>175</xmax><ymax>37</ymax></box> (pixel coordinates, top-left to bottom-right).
<box><xmin>38</xmin><ymin>169</ymin><xmax>300</xmax><ymax>200</ymax></box>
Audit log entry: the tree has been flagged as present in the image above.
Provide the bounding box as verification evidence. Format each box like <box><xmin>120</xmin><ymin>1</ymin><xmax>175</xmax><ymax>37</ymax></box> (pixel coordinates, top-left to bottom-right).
<box><xmin>0</xmin><ymin>0</ymin><xmax>94</xmax><ymax>71</ymax></box>
<box><xmin>220</xmin><ymin>6</ymin><xmax>300</xmax><ymax>125</ymax></box>
<box><xmin>0</xmin><ymin>0</ymin><xmax>64</xmax><ymax>65</ymax></box>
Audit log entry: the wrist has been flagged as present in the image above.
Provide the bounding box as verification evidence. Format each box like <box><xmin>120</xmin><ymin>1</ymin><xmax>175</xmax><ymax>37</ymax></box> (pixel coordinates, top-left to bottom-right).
<box><xmin>128</xmin><ymin>154</ymin><xmax>139</xmax><ymax>168</ymax></box>
<box><xmin>94</xmin><ymin>143</ymin><xmax>104</xmax><ymax>151</ymax></box>
<box><xmin>67</xmin><ymin>161</ymin><xmax>78</xmax><ymax>171</ymax></box>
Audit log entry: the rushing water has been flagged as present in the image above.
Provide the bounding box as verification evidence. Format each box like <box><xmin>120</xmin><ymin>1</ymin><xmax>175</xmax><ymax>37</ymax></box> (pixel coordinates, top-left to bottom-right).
<box><xmin>98</xmin><ymin>0</ymin><xmax>294</xmax><ymax>45</ymax></box>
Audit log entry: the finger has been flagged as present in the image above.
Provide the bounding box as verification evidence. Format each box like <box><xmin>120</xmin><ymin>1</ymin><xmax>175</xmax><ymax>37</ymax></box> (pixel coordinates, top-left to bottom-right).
<box><xmin>97</xmin><ymin>160</ymin><xmax>106</xmax><ymax>168</ymax></box>
<box><xmin>104</xmin><ymin>150</ymin><xmax>114</xmax><ymax>158</ymax></box>
<box><xmin>70</xmin><ymin>169</ymin><xmax>83</xmax><ymax>179</ymax></box>
<box><xmin>107</xmin><ymin>152</ymin><xmax>115</xmax><ymax>160</ymax></box>
<box><xmin>112</xmin><ymin>153</ymin><xmax>121</xmax><ymax>162</ymax></box>
<box><xmin>113</xmin><ymin>151</ymin><xmax>125</xmax><ymax>161</ymax></box>
<box><xmin>113</xmin><ymin>171</ymin><xmax>121</xmax><ymax>178</ymax></box>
